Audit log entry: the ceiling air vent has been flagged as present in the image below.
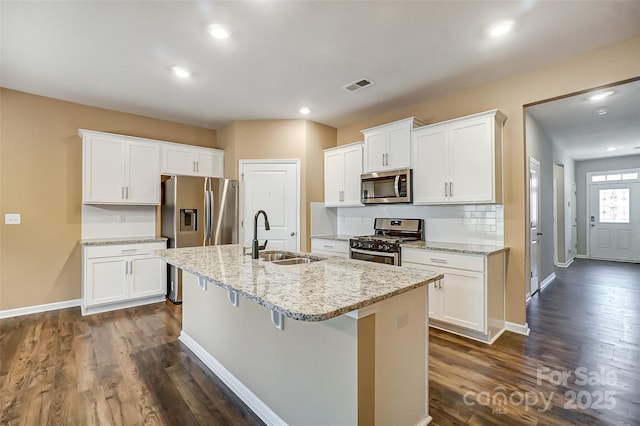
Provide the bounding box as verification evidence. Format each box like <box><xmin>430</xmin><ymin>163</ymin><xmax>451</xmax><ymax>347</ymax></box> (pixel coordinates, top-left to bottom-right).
<box><xmin>343</xmin><ymin>78</ymin><xmax>374</xmax><ymax>92</ymax></box>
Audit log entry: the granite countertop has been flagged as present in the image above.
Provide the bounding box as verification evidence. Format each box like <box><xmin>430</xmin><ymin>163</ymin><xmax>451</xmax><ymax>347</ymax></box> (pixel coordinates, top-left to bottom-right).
<box><xmin>401</xmin><ymin>241</ymin><xmax>509</xmax><ymax>255</ymax></box>
<box><xmin>81</xmin><ymin>236</ymin><xmax>167</xmax><ymax>246</ymax></box>
<box><xmin>154</xmin><ymin>244</ymin><xmax>441</xmax><ymax>322</ymax></box>
<box><xmin>310</xmin><ymin>234</ymin><xmax>353</xmax><ymax>241</ymax></box>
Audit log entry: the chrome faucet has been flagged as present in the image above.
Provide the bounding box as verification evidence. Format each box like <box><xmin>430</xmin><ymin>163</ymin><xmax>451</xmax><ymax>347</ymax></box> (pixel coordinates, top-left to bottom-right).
<box><xmin>252</xmin><ymin>210</ymin><xmax>271</xmax><ymax>259</ymax></box>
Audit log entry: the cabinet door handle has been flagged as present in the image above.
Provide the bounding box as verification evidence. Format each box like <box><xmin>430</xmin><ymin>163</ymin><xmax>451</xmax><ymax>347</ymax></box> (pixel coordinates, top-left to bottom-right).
<box><xmin>196</xmin><ymin>161</ymin><xmax>199</xmax><ymax>173</ymax></box>
<box><xmin>444</xmin><ymin>182</ymin><xmax>449</xmax><ymax>197</ymax></box>
<box><xmin>130</xmin><ymin>260</ymin><xmax>133</xmax><ymax>275</ymax></box>
<box><xmin>430</xmin><ymin>258</ymin><xmax>448</xmax><ymax>264</ymax></box>
<box><xmin>450</xmin><ymin>181</ymin><xmax>453</xmax><ymax>197</ymax></box>
<box><xmin>121</xmin><ymin>186</ymin><xmax>125</xmax><ymax>199</ymax></box>
<box><xmin>125</xmin><ymin>186</ymin><xmax>129</xmax><ymax>199</ymax></box>
<box><xmin>381</xmin><ymin>153</ymin><xmax>385</xmax><ymax>166</ymax></box>
<box><xmin>323</xmin><ymin>245</ymin><xmax>334</xmax><ymax>249</ymax></box>
<box><xmin>385</xmin><ymin>153</ymin><xmax>389</xmax><ymax>166</ymax></box>
<box><xmin>193</xmin><ymin>161</ymin><xmax>197</xmax><ymax>172</ymax></box>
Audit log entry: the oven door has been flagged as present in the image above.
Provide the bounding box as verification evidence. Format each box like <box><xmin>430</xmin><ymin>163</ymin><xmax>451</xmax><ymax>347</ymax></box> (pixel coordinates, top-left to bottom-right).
<box><xmin>350</xmin><ymin>248</ymin><xmax>399</xmax><ymax>266</ymax></box>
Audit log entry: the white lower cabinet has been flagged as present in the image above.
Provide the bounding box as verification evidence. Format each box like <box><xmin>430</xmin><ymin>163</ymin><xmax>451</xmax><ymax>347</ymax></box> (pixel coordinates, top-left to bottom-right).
<box><xmin>82</xmin><ymin>241</ymin><xmax>166</xmax><ymax>315</ymax></box>
<box><xmin>403</xmin><ymin>247</ymin><xmax>506</xmax><ymax>343</ymax></box>
<box><xmin>310</xmin><ymin>238</ymin><xmax>349</xmax><ymax>258</ymax></box>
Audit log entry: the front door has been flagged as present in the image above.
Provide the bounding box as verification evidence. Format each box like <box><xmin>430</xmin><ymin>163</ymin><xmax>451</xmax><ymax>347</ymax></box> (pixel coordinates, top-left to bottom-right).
<box><xmin>529</xmin><ymin>158</ymin><xmax>541</xmax><ymax>298</ymax></box>
<box><xmin>589</xmin><ymin>179</ymin><xmax>640</xmax><ymax>262</ymax></box>
<box><xmin>241</xmin><ymin>161</ymin><xmax>299</xmax><ymax>251</ymax></box>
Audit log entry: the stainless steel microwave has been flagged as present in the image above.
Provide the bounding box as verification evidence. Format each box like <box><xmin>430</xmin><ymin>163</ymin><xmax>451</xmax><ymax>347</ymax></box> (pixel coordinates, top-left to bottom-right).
<box><xmin>361</xmin><ymin>168</ymin><xmax>412</xmax><ymax>204</ymax></box>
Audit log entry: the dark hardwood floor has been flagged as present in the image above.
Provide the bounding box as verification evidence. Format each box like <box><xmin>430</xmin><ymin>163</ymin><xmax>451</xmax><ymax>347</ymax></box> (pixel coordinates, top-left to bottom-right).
<box><xmin>1</xmin><ymin>259</ymin><xmax>638</xmax><ymax>425</ymax></box>
<box><xmin>429</xmin><ymin>258</ymin><xmax>640</xmax><ymax>426</ymax></box>
<box><xmin>0</xmin><ymin>301</ymin><xmax>263</xmax><ymax>426</ymax></box>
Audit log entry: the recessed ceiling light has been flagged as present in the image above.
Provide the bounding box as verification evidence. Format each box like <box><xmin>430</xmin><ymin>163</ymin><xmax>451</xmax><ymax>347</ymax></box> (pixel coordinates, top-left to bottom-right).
<box><xmin>299</xmin><ymin>107</ymin><xmax>310</xmax><ymax>115</ymax></box>
<box><xmin>172</xmin><ymin>66</ymin><xmax>190</xmax><ymax>78</ymax></box>
<box><xmin>488</xmin><ymin>20</ymin><xmax>514</xmax><ymax>37</ymax></box>
<box><xmin>606</xmin><ymin>146</ymin><xmax>617</xmax><ymax>152</ymax></box>
<box><xmin>208</xmin><ymin>24</ymin><xmax>230</xmax><ymax>40</ymax></box>
<box><xmin>596</xmin><ymin>107</ymin><xmax>609</xmax><ymax>115</ymax></box>
<box><xmin>589</xmin><ymin>90</ymin><xmax>615</xmax><ymax>101</ymax></box>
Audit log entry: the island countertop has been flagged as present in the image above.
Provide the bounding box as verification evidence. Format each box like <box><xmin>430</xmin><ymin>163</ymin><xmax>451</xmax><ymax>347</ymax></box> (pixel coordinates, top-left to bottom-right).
<box><xmin>154</xmin><ymin>244</ymin><xmax>442</xmax><ymax>322</ymax></box>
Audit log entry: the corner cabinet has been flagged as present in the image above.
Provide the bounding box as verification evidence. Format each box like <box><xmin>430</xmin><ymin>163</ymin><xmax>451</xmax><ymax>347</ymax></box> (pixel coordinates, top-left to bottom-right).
<box><xmin>324</xmin><ymin>142</ymin><xmax>363</xmax><ymax>207</ymax></box>
<box><xmin>412</xmin><ymin>110</ymin><xmax>506</xmax><ymax>204</ymax></box>
<box><xmin>82</xmin><ymin>241</ymin><xmax>167</xmax><ymax>315</ymax></box>
<box><xmin>161</xmin><ymin>142</ymin><xmax>224</xmax><ymax>177</ymax></box>
<box><xmin>402</xmin><ymin>247</ymin><xmax>506</xmax><ymax>343</ymax></box>
<box><xmin>361</xmin><ymin>117</ymin><xmax>425</xmax><ymax>173</ymax></box>
<box><xmin>81</xmin><ymin>130</ymin><xmax>160</xmax><ymax>205</ymax></box>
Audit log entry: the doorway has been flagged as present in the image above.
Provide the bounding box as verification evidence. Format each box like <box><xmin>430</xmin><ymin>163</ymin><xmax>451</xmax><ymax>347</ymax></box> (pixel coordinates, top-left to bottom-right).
<box><xmin>587</xmin><ymin>169</ymin><xmax>640</xmax><ymax>262</ymax></box>
<box><xmin>240</xmin><ymin>160</ymin><xmax>300</xmax><ymax>251</ymax></box>
<box><xmin>528</xmin><ymin>157</ymin><xmax>541</xmax><ymax>299</ymax></box>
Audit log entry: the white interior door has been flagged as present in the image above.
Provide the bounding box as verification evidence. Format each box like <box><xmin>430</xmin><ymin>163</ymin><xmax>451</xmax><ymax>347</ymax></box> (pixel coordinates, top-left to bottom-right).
<box><xmin>241</xmin><ymin>161</ymin><xmax>299</xmax><ymax>251</ymax></box>
<box><xmin>529</xmin><ymin>158</ymin><xmax>541</xmax><ymax>298</ymax></box>
<box><xmin>589</xmin><ymin>181</ymin><xmax>639</xmax><ymax>262</ymax></box>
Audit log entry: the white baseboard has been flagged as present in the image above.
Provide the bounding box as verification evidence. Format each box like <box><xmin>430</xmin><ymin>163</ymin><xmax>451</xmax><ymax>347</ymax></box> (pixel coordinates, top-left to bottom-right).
<box><xmin>505</xmin><ymin>321</ymin><xmax>530</xmax><ymax>336</ymax></box>
<box><xmin>575</xmin><ymin>254</ymin><xmax>588</xmax><ymax>259</ymax></box>
<box><xmin>555</xmin><ymin>258</ymin><xmax>574</xmax><ymax>268</ymax></box>
<box><xmin>179</xmin><ymin>331</ymin><xmax>288</xmax><ymax>426</ymax></box>
<box><xmin>540</xmin><ymin>272</ymin><xmax>556</xmax><ymax>290</ymax></box>
<box><xmin>418</xmin><ymin>415</ymin><xmax>433</xmax><ymax>426</ymax></box>
<box><xmin>0</xmin><ymin>299</ymin><xmax>81</xmax><ymax>319</ymax></box>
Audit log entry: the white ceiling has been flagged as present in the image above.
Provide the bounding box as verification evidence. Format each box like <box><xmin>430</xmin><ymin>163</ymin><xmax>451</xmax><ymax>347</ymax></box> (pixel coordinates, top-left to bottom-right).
<box><xmin>2</xmin><ymin>1</ymin><xmax>640</xmax><ymax>130</ymax></box>
<box><xmin>527</xmin><ymin>79</ymin><xmax>640</xmax><ymax>161</ymax></box>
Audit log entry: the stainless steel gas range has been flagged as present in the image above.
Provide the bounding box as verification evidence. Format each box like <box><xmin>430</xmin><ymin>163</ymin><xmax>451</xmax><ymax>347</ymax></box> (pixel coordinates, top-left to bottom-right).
<box><xmin>349</xmin><ymin>218</ymin><xmax>424</xmax><ymax>266</ymax></box>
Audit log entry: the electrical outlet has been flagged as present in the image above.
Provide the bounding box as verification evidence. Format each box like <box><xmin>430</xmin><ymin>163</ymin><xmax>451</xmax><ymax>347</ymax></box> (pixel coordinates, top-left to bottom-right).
<box><xmin>4</xmin><ymin>213</ymin><xmax>21</xmax><ymax>225</ymax></box>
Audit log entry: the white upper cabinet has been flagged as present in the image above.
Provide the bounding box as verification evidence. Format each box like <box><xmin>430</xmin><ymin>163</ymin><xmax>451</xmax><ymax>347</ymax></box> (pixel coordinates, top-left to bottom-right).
<box><xmin>81</xmin><ymin>130</ymin><xmax>160</xmax><ymax>205</ymax></box>
<box><xmin>412</xmin><ymin>109</ymin><xmax>506</xmax><ymax>205</ymax></box>
<box><xmin>161</xmin><ymin>143</ymin><xmax>224</xmax><ymax>177</ymax></box>
<box><xmin>324</xmin><ymin>142</ymin><xmax>363</xmax><ymax>207</ymax></box>
<box><xmin>361</xmin><ymin>117</ymin><xmax>425</xmax><ymax>173</ymax></box>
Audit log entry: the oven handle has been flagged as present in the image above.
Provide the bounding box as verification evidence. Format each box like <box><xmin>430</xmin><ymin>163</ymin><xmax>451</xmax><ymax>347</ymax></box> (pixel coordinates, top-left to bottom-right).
<box><xmin>350</xmin><ymin>248</ymin><xmax>398</xmax><ymax>258</ymax></box>
<box><xmin>394</xmin><ymin>175</ymin><xmax>401</xmax><ymax>198</ymax></box>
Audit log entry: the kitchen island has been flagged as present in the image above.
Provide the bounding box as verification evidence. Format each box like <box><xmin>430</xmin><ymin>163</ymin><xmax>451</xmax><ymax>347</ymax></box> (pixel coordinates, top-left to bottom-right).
<box><xmin>155</xmin><ymin>244</ymin><xmax>442</xmax><ymax>426</ymax></box>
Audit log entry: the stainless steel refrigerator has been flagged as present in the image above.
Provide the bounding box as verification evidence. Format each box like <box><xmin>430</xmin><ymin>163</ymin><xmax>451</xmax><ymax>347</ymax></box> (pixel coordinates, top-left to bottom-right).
<box><xmin>161</xmin><ymin>176</ymin><xmax>238</xmax><ymax>303</ymax></box>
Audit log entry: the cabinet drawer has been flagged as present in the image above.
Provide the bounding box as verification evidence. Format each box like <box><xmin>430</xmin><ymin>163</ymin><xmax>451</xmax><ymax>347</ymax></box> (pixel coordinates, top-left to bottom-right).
<box><xmin>402</xmin><ymin>248</ymin><xmax>484</xmax><ymax>272</ymax></box>
<box><xmin>311</xmin><ymin>239</ymin><xmax>349</xmax><ymax>255</ymax></box>
<box><xmin>84</xmin><ymin>242</ymin><xmax>166</xmax><ymax>259</ymax></box>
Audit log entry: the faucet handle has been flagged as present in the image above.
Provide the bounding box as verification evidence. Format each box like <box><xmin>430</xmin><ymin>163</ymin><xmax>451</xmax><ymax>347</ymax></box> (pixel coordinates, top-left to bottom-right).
<box><xmin>259</xmin><ymin>240</ymin><xmax>269</xmax><ymax>250</ymax></box>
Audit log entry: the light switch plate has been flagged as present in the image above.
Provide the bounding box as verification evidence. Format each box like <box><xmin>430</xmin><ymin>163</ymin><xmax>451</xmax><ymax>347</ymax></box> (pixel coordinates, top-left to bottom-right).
<box><xmin>5</xmin><ymin>213</ymin><xmax>21</xmax><ymax>225</ymax></box>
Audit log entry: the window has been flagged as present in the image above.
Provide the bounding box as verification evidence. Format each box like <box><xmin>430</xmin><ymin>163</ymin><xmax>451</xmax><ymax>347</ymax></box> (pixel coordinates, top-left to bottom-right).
<box><xmin>599</xmin><ymin>188</ymin><xmax>630</xmax><ymax>223</ymax></box>
<box><xmin>592</xmin><ymin>172</ymin><xmax>639</xmax><ymax>183</ymax></box>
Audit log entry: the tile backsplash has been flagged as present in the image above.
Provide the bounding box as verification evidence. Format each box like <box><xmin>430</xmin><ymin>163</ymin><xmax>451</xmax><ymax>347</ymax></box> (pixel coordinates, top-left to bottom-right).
<box><xmin>334</xmin><ymin>204</ymin><xmax>504</xmax><ymax>245</ymax></box>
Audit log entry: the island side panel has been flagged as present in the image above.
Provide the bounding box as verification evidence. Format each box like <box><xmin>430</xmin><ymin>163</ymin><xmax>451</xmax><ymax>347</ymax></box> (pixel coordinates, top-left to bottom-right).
<box><xmin>373</xmin><ymin>285</ymin><xmax>428</xmax><ymax>426</ymax></box>
<box><xmin>181</xmin><ymin>272</ymin><xmax>358</xmax><ymax>425</ymax></box>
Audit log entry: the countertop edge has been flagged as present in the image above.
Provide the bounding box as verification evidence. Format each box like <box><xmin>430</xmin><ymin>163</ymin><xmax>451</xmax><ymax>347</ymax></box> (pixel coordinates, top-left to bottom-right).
<box><xmin>158</xmin><ymin>255</ymin><xmax>442</xmax><ymax>322</ymax></box>
<box><xmin>81</xmin><ymin>237</ymin><xmax>168</xmax><ymax>246</ymax></box>
<box><xmin>401</xmin><ymin>243</ymin><xmax>510</xmax><ymax>256</ymax></box>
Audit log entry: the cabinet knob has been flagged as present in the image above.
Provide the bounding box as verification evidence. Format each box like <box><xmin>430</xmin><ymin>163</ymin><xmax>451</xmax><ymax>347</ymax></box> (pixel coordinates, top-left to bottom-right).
<box><xmin>290</xmin><ymin>232</ymin><xmax>296</xmax><ymax>236</ymax></box>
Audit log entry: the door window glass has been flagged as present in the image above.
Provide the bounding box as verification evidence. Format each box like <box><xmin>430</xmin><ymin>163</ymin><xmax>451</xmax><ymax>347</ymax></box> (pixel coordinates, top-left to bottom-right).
<box><xmin>599</xmin><ymin>189</ymin><xmax>630</xmax><ymax>223</ymax></box>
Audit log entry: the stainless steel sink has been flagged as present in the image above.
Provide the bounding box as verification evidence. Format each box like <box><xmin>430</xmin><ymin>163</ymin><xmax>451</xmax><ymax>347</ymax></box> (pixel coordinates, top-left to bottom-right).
<box><xmin>259</xmin><ymin>251</ymin><xmax>325</xmax><ymax>265</ymax></box>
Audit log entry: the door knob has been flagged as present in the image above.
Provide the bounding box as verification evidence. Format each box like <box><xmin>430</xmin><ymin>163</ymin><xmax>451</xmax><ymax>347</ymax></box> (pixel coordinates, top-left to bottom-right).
<box><xmin>290</xmin><ymin>232</ymin><xmax>296</xmax><ymax>236</ymax></box>
<box><xmin>537</xmin><ymin>232</ymin><xmax>543</xmax><ymax>236</ymax></box>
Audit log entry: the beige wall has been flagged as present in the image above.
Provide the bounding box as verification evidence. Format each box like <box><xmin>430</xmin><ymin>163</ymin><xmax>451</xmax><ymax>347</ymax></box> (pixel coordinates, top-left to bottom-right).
<box><xmin>0</xmin><ymin>89</ymin><xmax>217</xmax><ymax>311</ymax></box>
<box><xmin>337</xmin><ymin>36</ymin><xmax>640</xmax><ymax>325</ymax></box>
<box><xmin>218</xmin><ymin>119</ymin><xmax>336</xmax><ymax>252</ymax></box>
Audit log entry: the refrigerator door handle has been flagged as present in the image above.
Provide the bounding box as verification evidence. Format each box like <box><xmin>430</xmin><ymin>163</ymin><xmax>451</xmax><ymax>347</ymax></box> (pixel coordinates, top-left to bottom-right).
<box><xmin>203</xmin><ymin>178</ymin><xmax>210</xmax><ymax>246</ymax></box>
<box><xmin>208</xmin><ymin>189</ymin><xmax>215</xmax><ymax>243</ymax></box>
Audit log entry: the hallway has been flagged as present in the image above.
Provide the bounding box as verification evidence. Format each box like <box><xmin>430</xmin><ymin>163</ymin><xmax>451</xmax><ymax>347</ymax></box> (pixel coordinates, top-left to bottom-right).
<box><xmin>429</xmin><ymin>258</ymin><xmax>640</xmax><ymax>425</ymax></box>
